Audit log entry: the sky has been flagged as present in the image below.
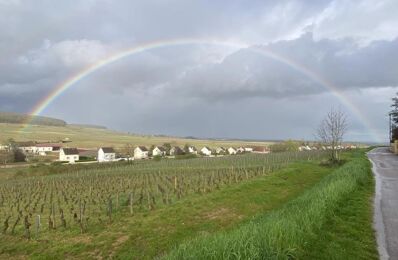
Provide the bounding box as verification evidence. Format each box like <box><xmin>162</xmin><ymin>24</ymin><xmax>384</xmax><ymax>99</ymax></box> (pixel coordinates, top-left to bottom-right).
<box><xmin>1</xmin><ymin>0</ymin><xmax>398</xmax><ymax>143</ymax></box>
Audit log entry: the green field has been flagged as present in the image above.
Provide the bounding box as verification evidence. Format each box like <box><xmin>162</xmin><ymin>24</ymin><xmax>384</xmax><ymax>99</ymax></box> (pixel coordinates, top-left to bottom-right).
<box><xmin>165</xmin><ymin>150</ymin><xmax>377</xmax><ymax>259</ymax></box>
<box><xmin>0</xmin><ymin>149</ymin><xmax>377</xmax><ymax>259</ymax></box>
<box><xmin>0</xmin><ymin>123</ymin><xmax>274</xmax><ymax>149</ymax></box>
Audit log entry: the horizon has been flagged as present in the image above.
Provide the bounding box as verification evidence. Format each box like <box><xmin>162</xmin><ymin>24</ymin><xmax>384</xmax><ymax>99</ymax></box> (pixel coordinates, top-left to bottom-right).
<box><xmin>1</xmin><ymin>1</ymin><xmax>397</xmax><ymax>143</ymax></box>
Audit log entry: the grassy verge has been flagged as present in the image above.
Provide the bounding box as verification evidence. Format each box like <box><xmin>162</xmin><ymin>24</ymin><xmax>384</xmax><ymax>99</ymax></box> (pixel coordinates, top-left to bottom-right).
<box><xmin>0</xmin><ymin>160</ymin><xmax>334</xmax><ymax>259</ymax></box>
<box><xmin>165</xmin><ymin>151</ymin><xmax>377</xmax><ymax>259</ymax></box>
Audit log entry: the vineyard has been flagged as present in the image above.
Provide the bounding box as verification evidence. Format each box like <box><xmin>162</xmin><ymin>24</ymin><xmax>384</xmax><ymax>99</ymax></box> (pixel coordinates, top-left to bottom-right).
<box><xmin>0</xmin><ymin>151</ymin><xmax>327</xmax><ymax>239</ymax></box>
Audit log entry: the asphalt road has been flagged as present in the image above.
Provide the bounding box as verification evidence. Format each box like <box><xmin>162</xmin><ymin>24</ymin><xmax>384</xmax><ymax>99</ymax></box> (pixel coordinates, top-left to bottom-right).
<box><xmin>368</xmin><ymin>147</ymin><xmax>398</xmax><ymax>260</ymax></box>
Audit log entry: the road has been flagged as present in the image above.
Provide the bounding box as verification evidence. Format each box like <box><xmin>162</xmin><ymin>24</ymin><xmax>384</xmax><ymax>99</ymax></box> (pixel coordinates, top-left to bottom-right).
<box><xmin>368</xmin><ymin>147</ymin><xmax>398</xmax><ymax>260</ymax></box>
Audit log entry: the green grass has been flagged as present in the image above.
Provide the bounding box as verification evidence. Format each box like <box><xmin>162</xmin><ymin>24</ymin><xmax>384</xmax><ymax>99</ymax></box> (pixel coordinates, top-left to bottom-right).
<box><xmin>301</xmin><ymin>154</ymin><xmax>378</xmax><ymax>259</ymax></box>
<box><xmin>0</xmin><ymin>159</ymin><xmax>333</xmax><ymax>259</ymax></box>
<box><xmin>0</xmin><ymin>123</ymin><xmax>274</xmax><ymax>149</ymax></box>
<box><xmin>165</xmin><ymin>150</ymin><xmax>377</xmax><ymax>259</ymax></box>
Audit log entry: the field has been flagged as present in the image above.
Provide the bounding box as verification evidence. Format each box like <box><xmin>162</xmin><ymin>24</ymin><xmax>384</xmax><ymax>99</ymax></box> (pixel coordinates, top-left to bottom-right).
<box><xmin>0</xmin><ymin>123</ymin><xmax>274</xmax><ymax>149</ymax></box>
<box><xmin>0</xmin><ymin>149</ymin><xmax>377</xmax><ymax>259</ymax></box>
<box><xmin>166</xmin><ymin>150</ymin><xmax>378</xmax><ymax>259</ymax></box>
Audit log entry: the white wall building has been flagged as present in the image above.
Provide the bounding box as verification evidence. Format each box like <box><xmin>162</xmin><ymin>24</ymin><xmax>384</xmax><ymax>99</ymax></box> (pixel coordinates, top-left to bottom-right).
<box><xmin>98</xmin><ymin>147</ymin><xmax>116</xmax><ymax>162</ymax></box>
<box><xmin>134</xmin><ymin>146</ymin><xmax>149</xmax><ymax>159</ymax></box>
<box><xmin>237</xmin><ymin>147</ymin><xmax>245</xmax><ymax>153</ymax></box>
<box><xmin>227</xmin><ymin>147</ymin><xmax>237</xmax><ymax>155</ymax></box>
<box><xmin>35</xmin><ymin>143</ymin><xmax>62</xmax><ymax>155</ymax></box>
<box><xmin>170</xmin><ymin>146</ymin><xmax>184</xmax><ymax>156</ymax></box>
<box><xmin>244</xmin><ymin>147</ymin><xmax>253</xmax><ymax>152</ymax></box>
<box><xmin>187</xmin><ymin>146</ymin><xmax>198</xmax><ymax>154</ymax></box>
<box><xmin>59</xmin><ymin>148</ymin><xmax>79</xmax><ymax>163</ymax></box>
<box><xmin>201</xmin><ymin>147</ymin><xmax>212</xmax><ymax>156</ymax></box>
<box><xmin>215</xmin><ymin>147</ymin><xmax>226</xmax><ymax>154</ymax></box>
<box><xmin>16</xmin><ymin>142</ymin><xmax>36</xmax><ymax>153</ymax></box>
<box><xmin>152</xmin><ymin>146</ymin><xmax>166</xmax><ymax>156</ymax></box>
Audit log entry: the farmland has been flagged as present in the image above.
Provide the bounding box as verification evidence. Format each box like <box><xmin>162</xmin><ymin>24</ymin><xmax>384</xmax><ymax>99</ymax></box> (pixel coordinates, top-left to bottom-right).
<box><xmin>0</xmin><ymin>123</ymin><xmax>274</xmax><ymax>149</ymax></box>
<box><xmin>0</xmin><ymin>149</ymin><xmax>377</xmax><ymax>259</ymax></box>
<box><xmin>0</xmin><ymin>150</ymin><xmax>328</xmax><ymax>258</ymax></box>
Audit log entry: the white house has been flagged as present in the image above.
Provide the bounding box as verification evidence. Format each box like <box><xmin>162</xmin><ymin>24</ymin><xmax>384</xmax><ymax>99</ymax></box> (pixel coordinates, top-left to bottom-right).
<box><xmin>16</xmin><ymin>141</ymin><xmax>36</xmax><ymax>153</ymax></box>
<box><xmin>59</xmin><ymin>148</ymin><xmax>79</xmax><ymax>163</ymax></box>
<box><xmin>201</xmin><ymin>146</ymin><xmax>212</xmax><ymax>156</ymax></box>
<box><xmin>0</xmin><ymin>145</ymin><xmax>9</xmax><ymax>151</ymax></box>
<box><xmin>170</xmin><ymin>146</ymin><xmax>184</xmax><ymax>156</ymax></box>
<box><xmin>187</xmin><ymin>146</ymin><xmax>198</xmax><ymax>154</ymax></box>
<box><xmin>152</xmin><ymin>146</ymin><xmax>166</xmax><ymax>156</ymax></box>
<box><xmin>227</xmin><ymin>147</ymin><xmax>237</xmax><ymax>155</ymax></box>
<box><xmin>35</xmin><ymin>143</ymin><xmax>62</xmax><ymax>155</ymax></box>
<box><xmin>244</xmin><ymin>147</ymin><xmax>253</xmax><ymax>152</ymax></box>
<box><xmin>134</xmin><ymin>146</ymin><xmax>149</xmax><ymax>159</ymax></box>
<box><xmin>98</xmin><ymin>147</ymin><xmax>116</xmax><ymax>162</ymax></box>
<box><xmin>215</xmin><ymin>147</ymin><xmax>226</xmax><ymax>154</ymax></box>
<box><xmin>237</xmin><ymin>147</ymin><xmax>245</xmax><ymax>153</ymax></box>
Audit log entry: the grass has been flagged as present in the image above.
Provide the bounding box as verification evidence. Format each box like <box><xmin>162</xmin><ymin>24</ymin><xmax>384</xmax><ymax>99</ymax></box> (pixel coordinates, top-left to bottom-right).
<box><xmin>164</xmin><ymin>150</ymin><xmax>377</xmax><ymax>259</ymax></box>
<box><xmin>0</xmin><ymin>159</ymin><xmax>333</xmax><ymax>259</ymax></box>
<box><xmin>0</xmin><ymin>123</ymin><xmax>274</xmax><ymax>149</ymax></box>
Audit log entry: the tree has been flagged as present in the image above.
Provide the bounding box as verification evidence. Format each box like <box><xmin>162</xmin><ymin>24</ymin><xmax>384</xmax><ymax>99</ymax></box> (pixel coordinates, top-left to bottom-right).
<box><xmin>183</xmin><ymin>143</ymin><xmax>190</xmax><ymax>154</ymax></box>
<box><xmin>122</xmin><ymin>143</ymin><xmax>134</xmax><ymax>158</ymax></box>
<box><xmin>163</xmin><ymin>143</ymin><xmax>171</xmax><ymax>154</ymax></box>
<box><xmin>0</xmin><ymin>151</ymin><xmax>14</xmax><ymax>164</ymax></box>
<box><xmin>391</xmin><ymin>92</ymin><xmax>398</xmax><ymax>124</ymax></box>
<box><xmin>391</xmin><ymin>92</ymin><xmax>398</xmax><ymax>141</ymax></box>
<box><xmin>316</xmin><ymin>108</ymin><xmax>348</xmax><ymax>162</ymax></box>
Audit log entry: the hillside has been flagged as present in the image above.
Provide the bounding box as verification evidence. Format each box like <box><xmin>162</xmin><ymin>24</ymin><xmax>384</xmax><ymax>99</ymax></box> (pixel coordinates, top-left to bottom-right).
<box><xmin>0</xmin><ymin>123</ymin><xmax>274</xmax><ymax>149</ymax></box>
<box><xmin>0</xmin><ymin>111</ymin><xmax>66</xmax><ymax>126</ymax></box>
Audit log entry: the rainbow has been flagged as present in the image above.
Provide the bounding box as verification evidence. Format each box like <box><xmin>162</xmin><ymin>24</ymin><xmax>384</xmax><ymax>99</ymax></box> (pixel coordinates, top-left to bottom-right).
<box><xmin>22</xmin><ymin>38</ymin><xmax>382</xmax><ymax>141</ymax></box>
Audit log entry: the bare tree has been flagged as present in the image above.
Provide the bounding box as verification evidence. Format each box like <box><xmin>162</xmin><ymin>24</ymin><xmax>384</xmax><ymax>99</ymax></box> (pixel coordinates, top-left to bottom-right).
<box><xmin>317</xmin><ymin>108</ymin><xmax>348</xmax><ymax>162</ymax></box>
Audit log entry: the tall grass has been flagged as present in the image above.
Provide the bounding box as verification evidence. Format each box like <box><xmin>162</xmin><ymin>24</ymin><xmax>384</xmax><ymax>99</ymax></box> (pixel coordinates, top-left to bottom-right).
<box><xmin>165</xmin><ymin>155</ymin><xmax>371</xmax><ymax>259</ymax></box>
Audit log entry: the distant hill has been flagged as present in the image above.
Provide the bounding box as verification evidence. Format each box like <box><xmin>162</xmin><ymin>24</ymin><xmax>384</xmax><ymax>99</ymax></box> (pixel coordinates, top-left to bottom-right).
<box><xmin>0</xmin><ymin>111</ymin><xmax>67</xmax><ymax>126</ymax></box>
<box><xmin>69</xmin><ymin>123</ymin><xmax>107</xmax><ymax>129</ymax></box>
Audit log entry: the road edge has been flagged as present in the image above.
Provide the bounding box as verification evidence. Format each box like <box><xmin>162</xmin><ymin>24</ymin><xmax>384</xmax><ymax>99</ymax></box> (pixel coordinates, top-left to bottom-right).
<box><xmin>368</xmin><ymin>149</ymin><xmax>389</xmax><ymax>260</ymax></box>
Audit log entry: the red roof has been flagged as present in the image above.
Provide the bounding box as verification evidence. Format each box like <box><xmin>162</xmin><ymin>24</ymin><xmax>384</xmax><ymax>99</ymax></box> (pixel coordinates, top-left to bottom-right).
<box><xmin>252</xmin><ymin>146</ymin><xmax>269</xmax><ymax>152</ymax></box>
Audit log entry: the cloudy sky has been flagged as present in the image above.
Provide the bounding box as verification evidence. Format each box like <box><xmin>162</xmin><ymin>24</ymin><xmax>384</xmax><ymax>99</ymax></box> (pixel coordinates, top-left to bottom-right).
<box><xmin>1</xmin><ymin>0</ymin><xmax>397</xmax><ymax>142</ymax></box>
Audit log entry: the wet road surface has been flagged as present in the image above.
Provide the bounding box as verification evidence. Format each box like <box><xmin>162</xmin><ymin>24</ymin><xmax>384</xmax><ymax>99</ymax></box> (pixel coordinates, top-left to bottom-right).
<box><xmin>368</xmin><ymin>147</ymin><xmax>398</xmax><ymax>260</ymax></box>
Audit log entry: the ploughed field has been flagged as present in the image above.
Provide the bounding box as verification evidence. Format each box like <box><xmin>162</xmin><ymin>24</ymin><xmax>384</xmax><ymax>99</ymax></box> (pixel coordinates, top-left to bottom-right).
<box><xmin>0</xmin><ymin>151</ymin><xmax>325</xmax><ymax>237</ymax></box>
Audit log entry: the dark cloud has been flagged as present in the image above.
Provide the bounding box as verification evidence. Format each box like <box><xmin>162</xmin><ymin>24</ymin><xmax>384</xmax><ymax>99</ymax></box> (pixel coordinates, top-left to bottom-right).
<box><xmin>1</xmin><ymin>0</ymin><xmax>398</xmax><ymax>142</ymax></box>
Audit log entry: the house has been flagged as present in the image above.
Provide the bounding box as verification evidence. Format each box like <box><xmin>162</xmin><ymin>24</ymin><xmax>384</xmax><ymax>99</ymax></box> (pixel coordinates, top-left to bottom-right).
<box><xmin>215</xmin><ymin>147</ymin><xmax>226</xmax><ymax>154</ymax></box>
<box><xmin>227</xmin><ymin>147</ymin><xmax>237</xmax><ymax>155</ymax></box>
<box><xmin>201</xmin><ymin>146</ymin><xmax>212</xmax><ymax>156</ymax></box>
<box><xmin>134</xmin><ymin>146</ymin><xmax>149</xmax><ymax>159</ymax></box>
<box><xmin>59</xmin><ymin>148</ymin><xmax>79</xmax><ymax>163</ymax></box>
<box><xmin>299</xmin><ymin>145</ymin><xmax>311</xmax><ymax>152</ymax></box>
<box><xmin>237</xmin><ymin>147</ymin><xmax>245</xmax><ymax>153</ymax></box>
<box><xmin>35</xmin><ymin>143</ymin><xmax>62</xmax><ymax>155</ymax></box>
<box><xmin>0</xmin><ymin>145</ymin><xmax>9</xmax><ymax>151</ymax></box>
<box><xmin>15</xmin><ymin>141</ymin><xmax>36</xmax><ymax>153</ymax></box>
<box><xmin>252</xmin><ymin>146</ymin><xmax>270</xmax><ymax>154</ymax></box>
<box><xmin>244</xmin><ymin>147</ymin><xmax>254</xmax><ymax>152</ymax></box>
<box><xmin>152</xmin><ymin>146</ymin><xmax>166</xmax><ymax>156</ymax></box>
<box><xmin>187</xmin><ymin>146</ymin><xmax>198</xmax><ymax>154</ymax></box>
<box><xmin>170</xmin><ymin>146</ymin><xmax>184</xmax><ymax>156</ymax></box>
<box><xmin>98</xmin><ymin>147</ymin><xmax>116</xmax><ymax>162</ymax></box>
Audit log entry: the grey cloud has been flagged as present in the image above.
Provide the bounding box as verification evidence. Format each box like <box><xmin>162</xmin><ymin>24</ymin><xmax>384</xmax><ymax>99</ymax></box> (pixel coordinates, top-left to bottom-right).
<box><xmin>1</xmin><ymin>0</ymin><xmax>398</xmax><ymax>142</ymax></box>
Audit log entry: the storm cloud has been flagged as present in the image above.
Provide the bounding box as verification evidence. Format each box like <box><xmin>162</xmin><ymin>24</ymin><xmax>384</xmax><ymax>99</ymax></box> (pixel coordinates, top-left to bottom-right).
<box><xmin>0</xmin><ymin>0</ymin><xmax>397</xmax><ymax>142</ymax></box>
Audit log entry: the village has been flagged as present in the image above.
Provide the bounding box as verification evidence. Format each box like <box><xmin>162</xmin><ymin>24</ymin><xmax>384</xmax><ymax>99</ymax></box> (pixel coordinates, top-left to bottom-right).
<box><xmin>0</xmin><ymin>140</ymin><xmax>358</xmax><ymax>164</ymax></box>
